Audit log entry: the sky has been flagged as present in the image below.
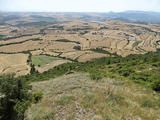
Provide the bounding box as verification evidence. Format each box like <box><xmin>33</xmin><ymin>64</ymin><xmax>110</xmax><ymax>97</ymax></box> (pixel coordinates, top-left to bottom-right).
<box><xmin>0</xmin><ymin>0</ymin><xmax>160</xmax><ymax>12</ymax></box>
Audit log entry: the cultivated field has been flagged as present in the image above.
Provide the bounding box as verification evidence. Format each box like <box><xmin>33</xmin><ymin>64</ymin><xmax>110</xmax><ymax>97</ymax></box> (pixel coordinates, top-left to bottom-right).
<box><xmin>0</xmin><ymin>53</ymin><xmax>30</xmax><ymax>76</ymax></box>
<box><xmin>1</xmin><ymin>12</ymin><xmax>160</xmax><ymax>120</ymax></box>
<box><xmin>32</xmin><ymin>55</ymin><xmax>70</xmax><ymax>73</ymax></box>
<box><xmin>1</xmin><ymin>13</ymin><xmax>160</xmax><ymax>75</ymax></box>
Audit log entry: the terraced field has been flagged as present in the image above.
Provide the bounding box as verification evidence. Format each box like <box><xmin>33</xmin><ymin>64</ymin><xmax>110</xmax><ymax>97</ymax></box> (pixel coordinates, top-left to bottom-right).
<box><xmin>1</xmin><ymin>12</ymin><xmax>160</xmax><ymax>120</ymax></box>
<box><xmin>0</xmin><ymin>13</ymin><xmax>160</xmax><ymax>76</ymax></box>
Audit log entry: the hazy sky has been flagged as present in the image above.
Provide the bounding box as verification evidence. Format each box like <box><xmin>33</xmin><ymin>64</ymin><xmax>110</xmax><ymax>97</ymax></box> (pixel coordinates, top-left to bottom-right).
<box><xmin>0</xmin><ymin>0</ymin><xmax>160</xmax><ymax>12</ymax></box>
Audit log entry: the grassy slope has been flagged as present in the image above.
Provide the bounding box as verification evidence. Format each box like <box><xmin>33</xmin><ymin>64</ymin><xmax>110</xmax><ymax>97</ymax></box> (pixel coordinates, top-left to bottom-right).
<box><xmin>24</xmin><ymin>50</ymin><xmax>160</xmax><ymax>119</ymax></box>
<box><xmin>25</xmin><ymin>73</ymin><xmax>160</xmax><ymax>120</ymax></box>
<box><xmin>25</xmin><ymin>50</ymin><xmax>160</xmax><ymax>91</ymax></box>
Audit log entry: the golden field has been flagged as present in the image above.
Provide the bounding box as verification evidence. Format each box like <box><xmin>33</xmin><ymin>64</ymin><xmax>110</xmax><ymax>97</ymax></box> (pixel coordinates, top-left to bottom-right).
<box><xmin>0</xmin><ymin>13</ymin><xmax>160</xmax><ymax>75</ymax></box>
<box><xmin>0</xmin><ymin>53</ymin><xmax>30</xmax><ymax>76</ymax></box>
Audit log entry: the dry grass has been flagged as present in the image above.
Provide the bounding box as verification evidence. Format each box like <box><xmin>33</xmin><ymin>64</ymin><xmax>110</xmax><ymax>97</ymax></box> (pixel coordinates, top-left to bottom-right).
<box><xmin>25</xmin><ymin>73</ymin><xmax>160</xmax><ymax>120</ymax></box>
<box><xmin>1</xmin><ymin>18</ymin><xmax>160</xmax><ymax>60</ymax></box>
<box><xmin>0</xmin><ymin>40</ymin><xmax>44</xmax><ymax>53</ymax></box>
<box><xmin>60</xmin><ymin>51</ymin><xmax>90</xmax><ymax>60</ymax></box>
<box><xmin>0</xmin><ymin>34</ymin><xmax>41</xmax><ymax>45</ymax></box>
<box><xmin>46</xmin><ymin>42</ymin><xmax>77</xmax><ymax>52</ymax></box>
<box><xmin>1</xmin><ymin>14</ymin><xmax>160</xmax><ymax>76</ymax></box>
<box><xmin>78</xmin><ymin>52</ymin><xmax>109</xmax><ymax>62</ymax></box>
<box><xmin>0</xmin><ymin>53</ymin><xmax>30</xmax><ymax>76</ymax></box>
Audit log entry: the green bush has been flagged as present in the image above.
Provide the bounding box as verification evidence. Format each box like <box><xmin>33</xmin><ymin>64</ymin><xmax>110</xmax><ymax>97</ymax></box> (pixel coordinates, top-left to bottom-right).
<box><xmin>152</xmin><ymin>80</ymin><xmax>160</xmax><ymax>92</ymax></box>
<box><xmin>14</xmin><ymin>100</ymin><xmax>31</xmax><ymax>120</ymax></box>
<box><xmin>30</xmin><ymin>64</ymin><xmax>38</xmax><ymax>74</ymax></box>
<box><xmin>90</xmin><ymin>71</ymin><xmax>103</xmax><ymax>81</ymax></box>
<box><xmin>33</xmin><ymin>92</ymin><xmax>43</xmax><ymax>103</ymax></box>
<box><xmin>141</xmin><ymin>99</ymin><xmax>155</xmax><ymax>108</ymax></box>
<box><xmin>0</xmin><ymin>75</ymin><xmax>32</xmax><ymax>120</ymax></box>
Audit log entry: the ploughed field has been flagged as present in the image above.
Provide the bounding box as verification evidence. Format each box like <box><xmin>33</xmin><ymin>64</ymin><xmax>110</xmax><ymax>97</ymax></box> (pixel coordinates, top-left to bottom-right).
<box><xmin>0</xmin><ymin>13</ymin><xmax>160</xmax><ymax>76</ymax></box>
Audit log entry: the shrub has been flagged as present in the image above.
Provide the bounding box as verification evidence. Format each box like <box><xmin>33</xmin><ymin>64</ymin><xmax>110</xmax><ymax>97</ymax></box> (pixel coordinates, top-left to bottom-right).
<box><xmin>38</xmin><ymin>64</ymin><xmax>41</xmax><ymax>67</ymax></box>
<box><xmin>90</xmin><ymin>71</ymin><xmax>103</xmax><ymax>81</ymax></box>
<box><xmin>152</xmin><ymin>80</ymin><xmax>160</xmax><ymax>92</ymax></box>
<box><xmin>152</xmin><ymin>63</ymin><xmax>158</xmax><ymax>67</ymax></box>
<box><xmin>56</xmin><ymin>96</ymin><xmax>73</xmax><ymax>105</ymax></box>
<box><xmin>122</xmin><ymin>71</ymin><xmax>130</xmax><ymax>77</ymax></box>
<box><xmin>33</xmin><ymin>92</ymin><xmax>43</xmax><ymax>103</ymax></box>
<box><xmin>30</xmin><ymin>64</ymin><xmax>38</xmax><ymax>74</ymax></box>
<box><xmin>141</xmin><ymin>99</ymin><xmax>155</xmax><ymax>108</ymax></box>
<box><xmin>73</xmin><ymin>46</ymin><xmax>81</xmax><ymax>50</ymax></box>
<box><xmin>0</xmin><ymin>75</ymin><xmax>32</xmax><ymax>120</ymax></box>
<box><xmin>14</xmin><ymin>100</ymin><xmax>31</xmax><ymax>120</ymax></box>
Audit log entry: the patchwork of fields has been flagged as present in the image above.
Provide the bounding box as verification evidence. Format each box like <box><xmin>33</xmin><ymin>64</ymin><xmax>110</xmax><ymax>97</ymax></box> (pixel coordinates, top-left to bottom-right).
<box><xmin>0</xmin><ymin>13</ymin><xmax>160</xmax><ymax>76</ymax></box>
<box><xmin>1</xmin><ymin>12</ymin><xmax>160</xmax><ymax>120</ymax></box>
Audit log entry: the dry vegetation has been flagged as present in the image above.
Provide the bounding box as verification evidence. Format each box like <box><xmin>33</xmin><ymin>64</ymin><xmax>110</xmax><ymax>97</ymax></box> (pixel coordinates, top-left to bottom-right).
<box><xmin>25</xmin><ymin>73</ymin><xmax>160</xmax><ymax>120</ymax></box>
<box><xmin>0</xmin><ymin>53</ymin><xmax>30</xmax><ymax>76</ymax></box>
<box><xmin>0</xmin><ymin>13</ymin><xmax>160</xmax><ymax>75</ymax></box>
<box><xmin>1</xmin><ymin>12</ymin><xmax>160</xmax><ymax>120</ymax></box>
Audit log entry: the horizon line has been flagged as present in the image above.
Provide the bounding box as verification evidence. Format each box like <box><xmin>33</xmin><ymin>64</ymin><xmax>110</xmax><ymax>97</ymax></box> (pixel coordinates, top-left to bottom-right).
<box><xmin>0</xmin><ymin>10</ymin><xmax>160</xmax><ymax>13</ymax></box>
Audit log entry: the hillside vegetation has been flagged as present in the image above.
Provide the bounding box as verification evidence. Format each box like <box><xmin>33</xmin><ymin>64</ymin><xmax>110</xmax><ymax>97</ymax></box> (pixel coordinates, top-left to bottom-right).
<box><xmin>1</xmin><ymin>50</ymin><xmax>160</xmax><ymax>120</ymax></box>
<box><xmin>22</xmin><ymin>49</ymin><xmax>160</xmax><ymax>92</ymax></box>
<box><xmin>25</xmin><ymin>73</ymin><xmax>160</xmax><ymax>120</ymax></box>
<box><xmin>1</xmin><ymin>13</ymin><xmax>160</xmax><ymax>77</ymax></box>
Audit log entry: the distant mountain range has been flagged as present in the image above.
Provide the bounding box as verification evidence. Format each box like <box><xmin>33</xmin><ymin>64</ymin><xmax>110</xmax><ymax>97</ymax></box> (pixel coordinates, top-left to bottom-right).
<box><xmin>106</xmin><ymin>11</ymin><xmax>160</xmax><ymax>24</ymax></box>
<box><xmin>1</xmin><ymin>10</ymin><xmax>160</xmax><ymax>24</ymax></box>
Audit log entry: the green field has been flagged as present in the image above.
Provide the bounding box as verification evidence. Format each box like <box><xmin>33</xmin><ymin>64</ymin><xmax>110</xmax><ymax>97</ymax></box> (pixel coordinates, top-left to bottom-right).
<box><xmin>31</xmin><ymin>55</ymin><xmax>62</xmax><ymax>66</ymax></box>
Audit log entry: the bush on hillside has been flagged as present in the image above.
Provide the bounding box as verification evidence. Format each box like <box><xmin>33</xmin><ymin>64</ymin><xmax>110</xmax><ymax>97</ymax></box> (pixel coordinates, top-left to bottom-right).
<box><xmin>0</xmin><ymin>75</ymin><xmax>32</xmax><ymax>120</ymax></box>
<box><xmin>90</xmin><ymin>70</ymin><xmax>103</xmax><ymax>81</ymax></box>
<box><xmin>152</xmin><ymin>80</ymin><xmax>160</xmax><ymax>92</ymax></box>
<box><xmin>33</xmin><ymin>92</ymin><xmax>43</xmax><ymax>103</ymax></box>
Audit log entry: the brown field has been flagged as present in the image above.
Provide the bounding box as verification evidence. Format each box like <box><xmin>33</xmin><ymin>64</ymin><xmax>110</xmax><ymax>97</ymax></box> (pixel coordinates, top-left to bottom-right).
<box><xmin>0</xmin><ymin>40</ymin><xmax>44</xmax><ymax>53</ymax></box>
<box><xmin>1</xmin><ymin>12</ymin><xmax>160</xmax><ymax>120</ymax></box>
<box><xmin>1</xmin><ymin>13</ymin><xmax>160</xmax><ymax>75</ymax></box>
<box><xmin>60</xmin><ymin>51</ymin><xmax>85</xmax><ymax>60</ymax></box>
<box><xmin>0</xmin><ymin>34</ymin><xmax>41</xmax><ymax>45</ymax></box>
<box><xmin>77</xmin><ymin>52</ymin><xmax>109</xmax><ymax>62</ymax></box>
<box><xmin>0</xmin><ymin>53</ymin><xmax>30</xmax><ymax>76</ymax></box>
<box><xmin>45</xmin><ymin>42</ymin><xmax>77</xmax><ymax>52</ymax></box>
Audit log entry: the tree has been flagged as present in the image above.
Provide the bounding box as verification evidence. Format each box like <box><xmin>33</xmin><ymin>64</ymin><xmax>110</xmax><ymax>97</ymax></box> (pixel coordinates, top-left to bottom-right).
<box><xmin>30</xmin><ymin>64</ymin><xmax>38</xmax><ymax>74</ymax></box>
<box><xmin>0</xmin><ymin>74</ymin><xmax>32</xmax><ymax>120</ymax></box>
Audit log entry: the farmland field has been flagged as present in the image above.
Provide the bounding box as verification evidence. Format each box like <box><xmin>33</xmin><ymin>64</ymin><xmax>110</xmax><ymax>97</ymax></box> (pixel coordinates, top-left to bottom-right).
<box><xmin>0</xmin><ymin>53</ymin><xmax>30</xmax><ymax>76</ymax></box>
<box><xmin>0</xmin><ymin>13</ymin><xmax>160</xmax><ymax>76</ymax></box>
<box><xmin>1</xmin><ymin>12</ymin><xmax>160</xmax><ymax>120</ymax></box>
<box><xmin>32</xmin><ymin>55</ymin><xmax>62</xmax><ymax>66</ymax></box>
<box><xmin>31</xmin><ymin>55</ymin><xmax>71</xmax><ymax>73</ymax></box>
